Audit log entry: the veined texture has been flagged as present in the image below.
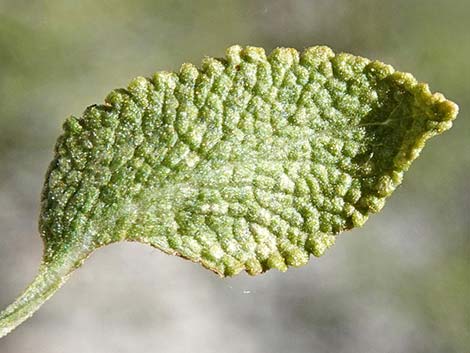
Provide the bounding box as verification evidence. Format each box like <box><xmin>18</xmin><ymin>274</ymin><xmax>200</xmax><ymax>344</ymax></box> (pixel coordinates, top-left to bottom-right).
<box><xmin>40</xmin><ymin>45</ymin><xmax>458</xmax><ymax>276</ymax></box>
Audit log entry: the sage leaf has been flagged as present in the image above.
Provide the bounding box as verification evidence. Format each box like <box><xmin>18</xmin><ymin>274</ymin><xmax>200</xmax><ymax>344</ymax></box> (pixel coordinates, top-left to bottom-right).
<box><xmin>0</xmin><ymin>45</ymin><xmax>458</xmax><ymax>337</ymax></box>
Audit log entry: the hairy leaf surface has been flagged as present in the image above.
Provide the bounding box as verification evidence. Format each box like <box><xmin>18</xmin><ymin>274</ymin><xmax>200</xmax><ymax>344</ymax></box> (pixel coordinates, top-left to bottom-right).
<box><xmin>0</xmin><ymin>45</ymin><xmax>458</xmax><ymax>337</ymax></box>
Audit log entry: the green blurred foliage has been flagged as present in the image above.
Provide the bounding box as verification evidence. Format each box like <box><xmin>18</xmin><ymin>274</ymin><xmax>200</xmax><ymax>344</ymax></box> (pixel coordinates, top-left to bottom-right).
<box><xmin>0</xmin><ymin>1</ymin><xmax>468</xmax><ymax>352</ymax></box>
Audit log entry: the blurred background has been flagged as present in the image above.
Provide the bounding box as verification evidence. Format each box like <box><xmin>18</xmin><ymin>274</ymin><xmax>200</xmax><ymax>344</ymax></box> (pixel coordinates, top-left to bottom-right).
<box><xmin>0</xmin><ymin>1</ymin><xmax>468</xmax><ymax>352</ymax></box>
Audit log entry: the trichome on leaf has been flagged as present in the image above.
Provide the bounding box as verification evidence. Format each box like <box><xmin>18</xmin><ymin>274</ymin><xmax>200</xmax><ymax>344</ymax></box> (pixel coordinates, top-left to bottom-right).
<box><xmin>0</xmin><ymin>45</ymin><xmax>458</xmax><ymax>337</ymax></box>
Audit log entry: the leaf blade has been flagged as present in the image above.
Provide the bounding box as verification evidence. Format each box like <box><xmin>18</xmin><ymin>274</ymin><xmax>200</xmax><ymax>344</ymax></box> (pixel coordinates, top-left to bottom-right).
<box><xmin>40</xmin><ymin>45</ymin><xmax>458</xmax><ymax>277</ymax></box>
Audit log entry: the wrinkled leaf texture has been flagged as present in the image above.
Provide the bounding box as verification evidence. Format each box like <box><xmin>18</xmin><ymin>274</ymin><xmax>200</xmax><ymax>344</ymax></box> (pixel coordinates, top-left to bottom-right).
<box><xmin>0</xmin><ymin>45</ymin><xmax>458</xmax><ymax>338</ymax></box>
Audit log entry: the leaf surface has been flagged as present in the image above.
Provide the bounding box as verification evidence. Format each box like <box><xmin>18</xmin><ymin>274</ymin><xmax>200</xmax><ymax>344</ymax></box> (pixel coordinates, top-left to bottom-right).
<box><xmin>41</xmin><ymin>45</ymin><xmax>458</xmax><ymax>276</ymax></box>
<box><xmin>0</xmin><ymin>45</ymin><xmax>458</xmax><ymax>337</ymax></box>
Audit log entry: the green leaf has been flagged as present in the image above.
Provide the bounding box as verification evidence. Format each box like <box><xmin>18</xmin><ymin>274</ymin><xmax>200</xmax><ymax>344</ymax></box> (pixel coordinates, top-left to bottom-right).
<box><xmin>0</xmin><ymin>45</ymin><xmax>458</xmax><ymax>337</ymax></box>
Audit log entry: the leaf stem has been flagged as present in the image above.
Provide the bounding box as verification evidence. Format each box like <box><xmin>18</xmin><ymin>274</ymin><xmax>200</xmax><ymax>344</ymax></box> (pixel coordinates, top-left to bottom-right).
<box><xmin>0</xmin><ymin>248</ymin><xmax>90</xmax><ymax>338</ymax></box>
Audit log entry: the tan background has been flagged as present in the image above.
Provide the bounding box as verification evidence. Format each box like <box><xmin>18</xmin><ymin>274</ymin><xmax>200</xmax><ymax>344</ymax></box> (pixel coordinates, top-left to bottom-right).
<box><xmin>0</xmin><ymin>1</ymin><xmax>468</xmax><ymax>352</ymax></box>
